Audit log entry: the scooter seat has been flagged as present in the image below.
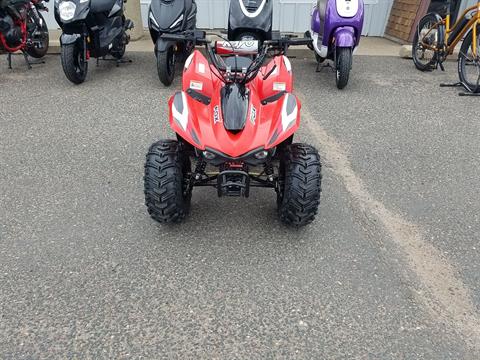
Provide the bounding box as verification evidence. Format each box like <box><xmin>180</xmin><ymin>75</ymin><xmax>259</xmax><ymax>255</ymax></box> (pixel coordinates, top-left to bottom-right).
<box><xmin>224</xmin><ymin>56</ymin><xmax>252</xmax><ymax>72</ymax></box>
<box><xmin>90</xmin><ymin>0</ymin><xmax>119</xmax><ymax>14</ymax></box>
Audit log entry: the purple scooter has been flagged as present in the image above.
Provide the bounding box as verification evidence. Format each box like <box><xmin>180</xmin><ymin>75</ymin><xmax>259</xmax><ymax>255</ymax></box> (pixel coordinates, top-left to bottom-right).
<box><xmin>306</xmin><ymin>0</ymin><xmax>364</xmax><ymax>89</ymax></box>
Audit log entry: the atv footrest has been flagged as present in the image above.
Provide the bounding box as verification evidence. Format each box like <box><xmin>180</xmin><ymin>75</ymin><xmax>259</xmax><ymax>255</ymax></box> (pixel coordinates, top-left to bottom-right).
<box><xmin>217</xmin><ymin>170</ymin><xmax>250</xmax><ymax>197</ymax></box>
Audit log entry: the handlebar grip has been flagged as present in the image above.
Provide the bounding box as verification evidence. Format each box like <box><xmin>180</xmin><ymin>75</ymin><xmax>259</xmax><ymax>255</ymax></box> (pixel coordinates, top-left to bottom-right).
<box><xmin>160</xmin><ymin>33</ymin><xmax>190</xmax><ymax>41</ymax></box>
<box><xmin>287</xmin><ymin>38</ymin><xmax>313</xmax><ymax>46</ymax></box>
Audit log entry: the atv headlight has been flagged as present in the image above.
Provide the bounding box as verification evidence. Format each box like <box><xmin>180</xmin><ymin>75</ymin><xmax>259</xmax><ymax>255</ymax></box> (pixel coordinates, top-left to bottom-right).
<box><xmin>59</xmin><ymin>1</ymin><xmax>76</xmax><ymax>21</ymax></box>
<box><xmin>281</xmin><ymin>94</ymin><xmax>298</xmax><ymax>131</ymax></box>
<box><xmin>202</xmin><ymin>151</ymin><xmax>216</xmax><ymax>160</ymax></box>
<box><xmin>254</xmin><ymin>150</ymin><xmax>269</xmax><ymax>160</ymax></box>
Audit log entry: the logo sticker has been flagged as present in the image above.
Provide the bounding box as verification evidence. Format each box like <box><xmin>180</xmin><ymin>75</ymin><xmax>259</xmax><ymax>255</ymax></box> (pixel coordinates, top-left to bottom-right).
<box><xmin>250</xmin><ymin>106</ymin><xmax>257</xmax><ymax>125</ymax></box>
<box><xmin>273</xmin><ymin>82</ymin><xmax>286</xmax><ymax>91</ymax></box>
<box><xmin>213</xmin><ymin>105</ymin><xmax>221</xmax><ymax>124</ymax></box>
<box><xmin>190</xmin><ymin>80</ymin><xmax>203</xmax><ymax>91</ymax></box>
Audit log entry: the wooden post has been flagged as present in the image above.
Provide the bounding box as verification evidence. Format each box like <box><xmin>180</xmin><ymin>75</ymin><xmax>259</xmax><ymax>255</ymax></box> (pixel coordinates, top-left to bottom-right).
<box><xmin>408</xmin><ymin>0</ymin><xmax>431</xmax><ymax>42</ymax></box>
<box><xmin>125</xmin><ymin>0</ymin><xmax>144</xmax><ymax>41</ymax></box>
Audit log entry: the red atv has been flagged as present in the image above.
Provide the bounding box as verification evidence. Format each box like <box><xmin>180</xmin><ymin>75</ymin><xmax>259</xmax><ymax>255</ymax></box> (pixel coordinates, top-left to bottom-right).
<box><xmin>144</xmin><ymin>32</ymin><xmax>322</xmax><ymax>227</ymax></box>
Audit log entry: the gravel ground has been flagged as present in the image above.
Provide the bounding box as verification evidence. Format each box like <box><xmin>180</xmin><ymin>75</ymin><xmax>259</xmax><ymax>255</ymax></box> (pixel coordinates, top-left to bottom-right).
<box><xmin>0</xmin><ymin>52</ymin><xmax>478</xmax><ymax>359</ymax></box>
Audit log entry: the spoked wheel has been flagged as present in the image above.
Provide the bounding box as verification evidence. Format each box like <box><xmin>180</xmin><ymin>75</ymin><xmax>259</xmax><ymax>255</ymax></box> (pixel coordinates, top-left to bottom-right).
<box><xmin>335</xmin><ymin>47</ymin><xmax>352</xmax><ymax>89</ymax></box>
<box><xmin>157</xmin><ymin>45</ymin><xmax>176</xmax><ymax>86</ymax></box>
<box><xmin>277</xmin><ymin>144</ymin><xmax>322</xmax><ymax>227</ymax></box>
<box><xmin>61</xmin><ymin>43</ymin><xmax>88</xmax><ymax>84</ymax></box>
<box><xmin>412</xmin><ymin>14</ymin><xmax>442</xmax><ymax>71</ymax></box>
<box><xmin>26</xmin><ymin>12</ymin><xmax>49</xmax><ymax>58</ymax></box>
<box><xmin>458</xmin><ymin>26</ymin><xmax>480</xmax><ymax>93</ymax></box>
<box><xmin>144</xmin><ymin>140</ymin><xmax>192</xmax><ymax>224</ymax></box>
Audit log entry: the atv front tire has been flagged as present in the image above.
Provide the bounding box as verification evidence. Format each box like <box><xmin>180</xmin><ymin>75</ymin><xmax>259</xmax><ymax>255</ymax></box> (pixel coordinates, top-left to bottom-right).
<box><xmin>278</xmin><ymin>144</ymin><xmax>322</xmax><ymax>227</ymax></box>
<box><xmin>144</xmin><ymin>140</ymin><xmax>192</xmax><ymax>223</ymax></box>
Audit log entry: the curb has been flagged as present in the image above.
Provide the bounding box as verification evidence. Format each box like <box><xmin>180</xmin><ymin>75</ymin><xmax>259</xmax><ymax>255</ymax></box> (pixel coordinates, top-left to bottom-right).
<box><xmin>400</xmin><ymin>44</ymin><xmax>460</xmax><ymax>60</ymax></box>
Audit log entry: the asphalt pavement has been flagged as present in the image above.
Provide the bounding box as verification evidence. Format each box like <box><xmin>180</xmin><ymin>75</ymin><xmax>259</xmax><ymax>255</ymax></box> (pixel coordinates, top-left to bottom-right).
<box><xmin>0</xmin><ymin>52</ymin><xmax>479</xmax><ymax>359</ymax></box>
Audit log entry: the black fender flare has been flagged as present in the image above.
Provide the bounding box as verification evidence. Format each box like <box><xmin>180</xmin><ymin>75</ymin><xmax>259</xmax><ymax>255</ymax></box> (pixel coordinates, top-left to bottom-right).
<box><xmin>156</xmin><ymin>38</ymin><xmax>175</xmax><ymax>53</ymax></box>
<box><xmin>60</xmin><ymin>33</ymin><xmax>82</xmax><ymax>46</ymax></box>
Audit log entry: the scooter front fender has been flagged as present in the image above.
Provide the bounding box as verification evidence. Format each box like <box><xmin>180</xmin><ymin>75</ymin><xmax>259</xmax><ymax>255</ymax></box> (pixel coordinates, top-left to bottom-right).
<box><xmin>156</xmin><ymin>38</ymin><xmax>175</xmax><ymax>53</ymax></box>
<box><xmin>334</xmin><ymin>27</ymin><xmax>355</xmax><ymax>48</ymax></box>
<box><xmin>60</xmin><ymin>33</ymin><xmax>81</xmax><ymax>46</ymax></box>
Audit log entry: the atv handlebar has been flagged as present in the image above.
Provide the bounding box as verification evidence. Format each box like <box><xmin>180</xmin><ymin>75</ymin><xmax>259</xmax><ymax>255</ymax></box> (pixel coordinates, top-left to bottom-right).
<box><xmin>160</xmin><ymin>31</ymin><xmax>312</xmax><ymax>51</ymax></box>
<box><xmin>160</xmin><ymin>31</ymin><xmax>313</xmax><ymax>85</ymax></box>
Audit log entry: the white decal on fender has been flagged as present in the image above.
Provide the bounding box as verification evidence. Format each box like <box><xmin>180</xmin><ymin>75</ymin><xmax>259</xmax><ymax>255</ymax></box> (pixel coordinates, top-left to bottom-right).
<box><xmin>172</xmin><ymin>92</ymin><xmax>189</xmax><ymax>131</ymax></box>
<box><xmin>281</xmin><ymin>94</ymin><xmax>298</xmax><ymax>132</ymax></box>
<box><xmin>250</xmin><ymin>106</ymin><xmax>257</xmax><ymax>125</ymax></box>
<box><xmin>213</xmin><ymin>105</ymin><xmax>221</xmax><ymax>124</ymax></box>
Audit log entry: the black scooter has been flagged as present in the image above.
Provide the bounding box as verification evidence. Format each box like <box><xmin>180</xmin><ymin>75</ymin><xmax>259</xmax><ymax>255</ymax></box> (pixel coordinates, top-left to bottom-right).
<box><xmin>228</xmin><ymin>0</ymin><xmax>273</xmax><ymax>42</ymax></box>
<box><xmin>148</xmin><ymin>0</ymin><xmax>197</xmax><ymax>86</ymax></box>
<box><xmin>55</xmin><ymin>0</ymin><xmax>134</xmax><ymax>84</ymax></box>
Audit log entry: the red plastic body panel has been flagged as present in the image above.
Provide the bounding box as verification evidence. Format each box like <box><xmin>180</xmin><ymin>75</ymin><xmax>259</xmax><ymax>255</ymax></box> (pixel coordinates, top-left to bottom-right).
<box><xmin>169</xmin><ymin>50</ymin><xmax>300</xmax><ymax>158</ymax></box>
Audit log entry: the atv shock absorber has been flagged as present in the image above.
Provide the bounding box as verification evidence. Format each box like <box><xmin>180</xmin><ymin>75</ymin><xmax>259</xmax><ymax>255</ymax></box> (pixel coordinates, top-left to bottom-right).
<box><xmin>193</xmin><ymin>159</ymin><xmax>207</xmax><ymax>180</ymax></box>
<box><xmin>264</xmin><ymin>162</ymin><xmax>274</xmax><ymax>182</ymax></box>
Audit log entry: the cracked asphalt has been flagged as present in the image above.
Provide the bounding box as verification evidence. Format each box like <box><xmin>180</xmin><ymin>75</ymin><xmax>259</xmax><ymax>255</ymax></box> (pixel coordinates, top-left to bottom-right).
<box><xmin>0</xmin><ymin>52</ymin><xmax>479</xmax><ymax>359</ymax></box>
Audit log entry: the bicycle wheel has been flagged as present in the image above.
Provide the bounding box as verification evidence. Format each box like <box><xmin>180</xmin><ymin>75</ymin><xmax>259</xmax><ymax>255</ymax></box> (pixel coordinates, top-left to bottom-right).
<box><xmin>412</xmin><ymin>14</ymin><xmax>442</xmax><ymax>71</ymax></box>
<box><xmin>458</xmin><ymin>26</ymin><xmax>480</xmax><ymax>93</ymax></box>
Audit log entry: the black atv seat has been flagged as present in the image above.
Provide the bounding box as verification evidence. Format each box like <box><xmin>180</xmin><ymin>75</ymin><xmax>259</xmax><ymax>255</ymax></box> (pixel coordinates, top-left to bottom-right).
<box><xmin>90</xmin><ymin>0</ymin><xmax>118</xmax><ymax>13</ymax></box>
<box><xmin>224</xmin><ymin>56</ymin><xmax>253</xmax><ymax>72</ymax></box>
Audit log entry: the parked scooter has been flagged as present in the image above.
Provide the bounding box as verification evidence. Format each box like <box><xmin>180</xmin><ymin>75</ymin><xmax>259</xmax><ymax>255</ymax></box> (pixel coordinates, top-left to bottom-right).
<box><xmin>0</xmin><ymin>0</ymin><xmax>49</xmax><ymax>69</ymax></box>
<box><xmin>148</xmin><ymin>0</ymin><xmax>197</xmax><ymax>86</ymax></box>
<box><xmin>54</xmin><ymin>0</ymin><xmax>134</xmax><ymax>84</ymax></box>
<box><xmin>306</xmin><ymin>0</ymin><xmax>364</xmax><ymax>89</ymax></box>
<box><xmin>228</xmin><ymin>0</ymin><xmax>273</xmax><ymax>41</ymax></box>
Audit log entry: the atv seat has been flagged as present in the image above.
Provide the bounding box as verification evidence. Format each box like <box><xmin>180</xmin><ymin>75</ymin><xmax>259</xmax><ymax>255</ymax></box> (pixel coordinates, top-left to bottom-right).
<box><xmin>90</xmin><ymin>0</ymin><xmax>118</xmax><ymax>13</ymax></box>
<box><xmin>223</xmin><ymin>56</ymin><xmax>252</xmax><ymax>72</ymax></box>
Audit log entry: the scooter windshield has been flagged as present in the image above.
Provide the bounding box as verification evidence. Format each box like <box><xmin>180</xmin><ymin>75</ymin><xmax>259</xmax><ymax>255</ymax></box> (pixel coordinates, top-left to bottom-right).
<box><xmin>221</xmin><ymin>83</ymin><xmax>249</xmax><ymax>133</ymax></box>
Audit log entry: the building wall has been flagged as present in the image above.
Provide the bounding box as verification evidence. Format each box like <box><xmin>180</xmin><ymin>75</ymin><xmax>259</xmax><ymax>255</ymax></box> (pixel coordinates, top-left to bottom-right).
<box><xmin>43</xmin><ymin>0</ymin><xmax>394</xmax><ymax>37</ymax></box>
<box><xmin>384</xmin><ymin>0</ymin><xmax>424</xmax><ymax>42</ymax></box>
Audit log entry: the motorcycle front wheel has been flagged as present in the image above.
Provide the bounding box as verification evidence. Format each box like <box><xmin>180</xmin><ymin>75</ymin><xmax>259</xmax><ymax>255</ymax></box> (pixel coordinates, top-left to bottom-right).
<box><xmin>335</xmin><ymin>47</ymin><xmax>352</xmax><ymax>90</ymax></box>
<box><xmin>157</xmin><ymin>45</ymin><xmax>175</xmax><ymax>86</ymax></box>
<box><xmin>61</xmin><ymin>43</ymin><xmax>88</xmax><ymax>84</ymax></box>
<box><xmin>26</xmin><ymin>12</ymin><xmax>49</xmax><ymax>58</ymax></box>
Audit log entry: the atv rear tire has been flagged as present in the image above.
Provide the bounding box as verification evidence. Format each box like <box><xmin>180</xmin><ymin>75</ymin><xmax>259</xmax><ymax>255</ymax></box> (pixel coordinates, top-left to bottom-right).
<box><xmin>144</xmin><ymin>140</ymin><xmax>192</xmax><ymax>223</ymax></box>
<box><xmin>277</xmin><ymin>144</ymin><xmax>322</xmax><ymax>227</ymax></box>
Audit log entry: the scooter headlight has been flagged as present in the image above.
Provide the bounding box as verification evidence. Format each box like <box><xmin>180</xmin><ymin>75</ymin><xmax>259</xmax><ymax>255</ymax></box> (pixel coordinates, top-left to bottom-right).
<box><xmin>59</xmin><ymin>1</ymin><xmax>76</xmax><ymax>21</ymax></box>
